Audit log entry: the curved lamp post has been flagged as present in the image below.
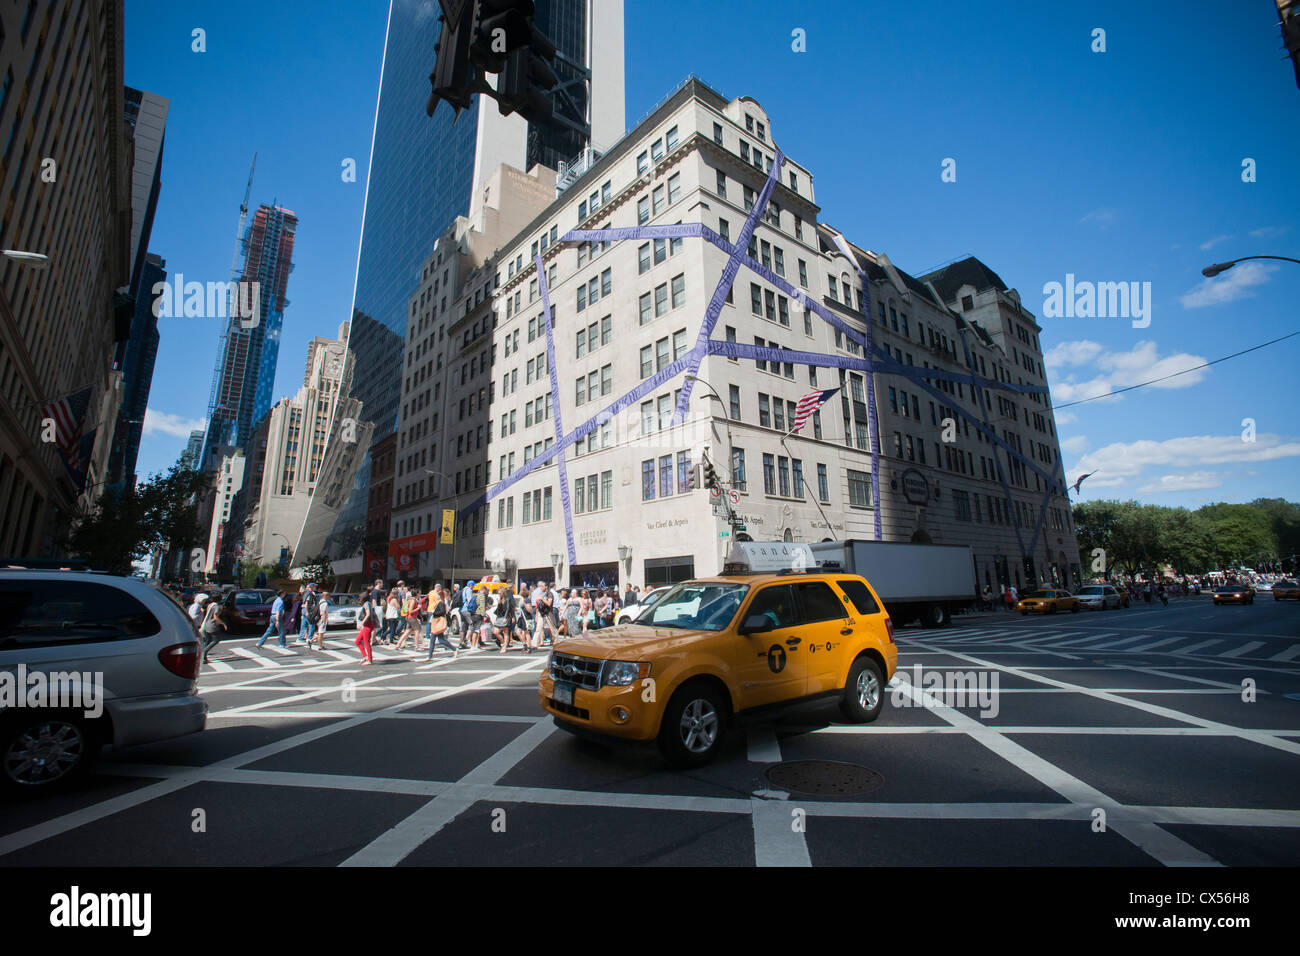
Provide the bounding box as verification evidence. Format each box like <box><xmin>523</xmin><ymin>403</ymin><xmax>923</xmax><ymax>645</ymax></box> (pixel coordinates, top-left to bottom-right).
<box><xmin>1201</xmin><ymin>255</ymin><xmax>1300</xmax><ymax>277</ymax></box>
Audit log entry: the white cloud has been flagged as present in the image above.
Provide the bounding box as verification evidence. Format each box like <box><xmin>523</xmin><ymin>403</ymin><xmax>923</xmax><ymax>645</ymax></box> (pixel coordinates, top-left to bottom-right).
<box><xmin>1049</xmin><ymin>340</ymin><xmax>1208</xmax><ymax>404</ymax></box>
<box><xmin>1249</xmin><ymin>225</ymin><xmax>1289</xmax><ymax>239</ymax></box>
<box><xmin>1069</xmin><ymin>433</ymin><xmax>1300</xmax><ymax>481</ymax></box>
<box><xmin>1044</xmin><ymin>339</ymin><xmax>1104</xmax><ymax>369</ymax></box>
<box><xmin>1138</xmin><ymin>471</ymin><xmax>1224</xmax><ymax>493</ymax></box>
<box><xmin>1179</xmin><ymin>261</ymin><xmax>1277</xmax><ymax>309</ymax></box>
<box><xmin>1059</xmin><ymin>435</ymin><xmax>1089</xmax><ymax>455</ymax></box>
<box><xmin>143</xmin><ymin>409</ymin><xmax>205</xmax><ymax>438</ymax></box>
<box><xmin>1198</xmin><ymin>234</ymin><xmax>1233</xmax><ymax>251</ymax></box>
<box><xmin>1053</xmin><ymin>410</ymin><xmax>1078</xmax><ymax>425</ymax></box>
<box><xmin>1079</xmin><ymin>208</ymin><xmax>1117</xmax><ymax>227</ymax></box>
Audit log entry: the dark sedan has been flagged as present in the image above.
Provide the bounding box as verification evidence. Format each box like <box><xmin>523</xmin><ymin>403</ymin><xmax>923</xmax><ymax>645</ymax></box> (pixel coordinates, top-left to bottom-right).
<box><xmin>1212</xmin><ymin>585</ymin><xmax>1255</xmax><ymax>606</ymax></box>
<box><xmin>222</xmin><ymin>589</ymin><xmax>278</xmax><ymax>633</ymax></box>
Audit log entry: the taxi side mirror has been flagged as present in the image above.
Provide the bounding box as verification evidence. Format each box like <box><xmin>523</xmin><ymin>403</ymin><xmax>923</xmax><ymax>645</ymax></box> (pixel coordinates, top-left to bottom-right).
<box><xmin>741</xmin><ymin>614</ymin><xmax>774</xmax><ymax>634</ymax></box>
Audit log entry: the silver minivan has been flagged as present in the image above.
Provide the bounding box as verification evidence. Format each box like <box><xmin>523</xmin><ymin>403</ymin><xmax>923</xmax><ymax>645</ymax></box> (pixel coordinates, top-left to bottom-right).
<box><xmin>0</xmin><ymin>570</ymin><xmax>207</xmax><ymax>794</ymax></box>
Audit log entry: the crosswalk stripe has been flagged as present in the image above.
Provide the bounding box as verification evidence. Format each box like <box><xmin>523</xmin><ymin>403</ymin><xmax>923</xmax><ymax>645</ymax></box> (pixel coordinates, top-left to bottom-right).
<box><xmin>261</xmin><ymin>644</ymin><xmax>295</xmax><ymax>656</ymax></box>
<box><xmin>1052</xmin><ymin>633</ymin><xmax>1120</xmax><ymax>647</ymax></box>
<box><xmin>204</xmin><ymin>659</ymin><xmax>235</xmax><ymax>673</ymax></box>
<box><xmin>321</xmin><ymin>650</ymin><xmax>354</xmax><ymax>662</ymax></box>
<box><xmin>1122</xmin><ymin>637</ymin><xmax>1184</xmax><ymax>653</ymax></box>
<box><xmin>1269</xmin><ymin>644</ymin><xmax>1300</xmax><ymax>662</ymax></box>
<box><xmin>1088</xmin><ymin>635</ymin><xmax>1151</xmax><ymax>650</ymax></box>
<box><xmin>230</xmin><ymin>646</ymin><xmax>277</xmax><ymax>668</ymax></box>
<box><xmin>1221</xmin><ymin>641</ymin><xmax>1265</xmax><ymax>659</ymax></box>
<box><xmin>1174</xmin><ymin>640</ymin><xmax>1220</xmax><ymax>656</ymax></box>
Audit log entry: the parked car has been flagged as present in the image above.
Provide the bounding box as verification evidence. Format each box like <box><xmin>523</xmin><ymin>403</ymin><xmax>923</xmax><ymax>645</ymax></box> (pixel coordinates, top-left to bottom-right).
<box><xmin>1212</xmin><ymin>585</ymin><xmax>1254</xmax><ymax>606</ymax></box>
<box><xmin>1074</xmin><ymin>584</ymin><xmax>1124</xmax><ymax>611</ymax></box>
<box><xmin>1017</xmin><ymin>588</ymin><xmax>1080</xmax><ymax>615</ymax></box>
<box><xmin>614</xmin><ymin>586</ymin><xmax>671</xmax><ymax>625</ymax></box>
<box><xmin>221</xmin><ymin>589</ymin><xmax>277</xmax><ymax>634</ymax></box>
<box><xmin>0</xmin><ymin>570</ymin><xmax>207</xmax><ymax>794</ymax></box>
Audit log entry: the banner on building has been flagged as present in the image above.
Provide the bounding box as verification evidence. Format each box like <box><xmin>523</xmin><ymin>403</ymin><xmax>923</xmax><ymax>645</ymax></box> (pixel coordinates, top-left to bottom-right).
<box><xmin>441</xmin><ymin>509</ymin><xmax>455</xmax><ymax>544</ymax></box>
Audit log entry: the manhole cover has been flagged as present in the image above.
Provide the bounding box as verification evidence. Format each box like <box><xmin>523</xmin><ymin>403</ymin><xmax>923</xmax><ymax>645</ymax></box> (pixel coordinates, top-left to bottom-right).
<box><xmin>765</xmin><ymin>760</ymin><xmax>883</xmax><ymax>796</ymax></box>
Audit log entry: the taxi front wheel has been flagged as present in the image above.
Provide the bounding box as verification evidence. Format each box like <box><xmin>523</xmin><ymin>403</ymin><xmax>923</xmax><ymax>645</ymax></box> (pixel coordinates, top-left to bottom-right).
<box><xmin>658</xmin><ymin>683</ymin><xmax>725</xmax><ymax>768</ymax></box>
<box><xmin>839</xmin><ymin>657</ymin><xmax>884</xmax><ymax>723</ymax></box>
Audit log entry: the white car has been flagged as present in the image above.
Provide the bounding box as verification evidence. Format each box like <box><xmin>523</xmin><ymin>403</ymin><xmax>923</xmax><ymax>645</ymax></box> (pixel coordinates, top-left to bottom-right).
<box><xmin>325</xmin><ymin>593</ymin><xmax>363</xmax><ymax>629</ymax></box>
<box><xmin>1074</xmin><ymin>584</ymin><xmax>1124</xmax><ymax>610</ymax></box>
<box><xmin>0</xmin><ymin>569</ymin><xmax>207</xmax><ymax>794</ymax></box>
<box><xmin>614</xmin><ymin>586</ymin><xmax>672</xmax><ymax>625</ymax></box>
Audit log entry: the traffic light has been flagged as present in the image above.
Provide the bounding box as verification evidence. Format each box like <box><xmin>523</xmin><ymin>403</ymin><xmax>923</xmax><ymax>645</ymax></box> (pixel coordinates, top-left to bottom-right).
<box><xmin>703</xmin><ymin>456</ymin><xmax>718</xmax><ymax>491</ymax></box>
<box><xmin>1282</xmin><ymin>0</ymin><xmax>1300</xmax><ymax>89</ymax></box>
<box><xmin>427</xmin><ymin>0</ymin><xmax>477</xmax><ymax>118</ymax></box>
<box><xmin>685</xmin><ymin>464</ymin><xmax>698</xmax><ymax>491</ymax></box>
<box><xmin>427</xmin><ymin>0</ymin><xmax>563</xmax><ymax>126</ymax></box>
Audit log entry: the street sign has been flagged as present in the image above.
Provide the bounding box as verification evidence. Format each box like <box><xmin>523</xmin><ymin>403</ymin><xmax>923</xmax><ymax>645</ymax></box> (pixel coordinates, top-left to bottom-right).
<box><xmin>709</xmin><ymin>485</ymin><xmax>721</xmax><ymax>498</ymax></box>
<box><xmin>719</xmin><ymin>531</ymin><xmax>730</xmax><ymax>538</ymax></box>
<box><xmin>728</xmin><ymin>489</ymin><xmax>740</xmax><ymax>505</ymax></box>
<box><xmin>735</xmin><ymin>524</ymin><xmax>747</xmax><ymax>532</ymax></box>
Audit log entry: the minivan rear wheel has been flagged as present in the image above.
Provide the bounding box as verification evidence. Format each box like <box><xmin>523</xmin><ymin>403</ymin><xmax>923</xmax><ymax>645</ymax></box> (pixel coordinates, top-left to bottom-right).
<box><xmin>1</xmin><ymin>711</ymin><xmax>100</xmax><ymax>795</ymax></box>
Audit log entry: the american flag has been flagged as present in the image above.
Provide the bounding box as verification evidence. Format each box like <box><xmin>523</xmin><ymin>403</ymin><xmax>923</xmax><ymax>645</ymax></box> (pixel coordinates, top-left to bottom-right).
<box><xmin>791</xmin><ymin>387</ymin><xmax>840</xmax><ymax>433</ymax></box>
<box><xmin>41</xmin><ymin>387</ymin><xmax>93</xmax><ymax>469</ymax></box>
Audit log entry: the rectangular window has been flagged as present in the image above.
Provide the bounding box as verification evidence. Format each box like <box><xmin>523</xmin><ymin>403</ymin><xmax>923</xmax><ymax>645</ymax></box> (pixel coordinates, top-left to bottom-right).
<box><xmin>672</xmin><ymin>328</ymin><xmax>687</xmax><ymax>360</ymax></box>
<box><xmin>817</xmin><ymin>463</ymin><xmax>829</xmax><ymax>502</ymax></box>
<box><xmin>750</xmin><ymin>283</ymin><xmax>762</xmax><ymax>316</ymax></box>
<box><xmin>732</xmin><ymin>447</ymin><xmax>747</xmax><ymax>490</ymax></box>
<box><xmin>773</xmin><ymin>400</ymin><xmax>785</xmax><ymax>432</ymax></box>
<box><xmin>677</xmin><ymin>451</ymin><xmax>690</xmax><ymax>493</ymax></box>
<box><xmin>671</xmin><ymin>273</ymin><xmax>685</xmax><ymax>308</ymax></box>
<box><xmin>638</xmin><ymin>243</ymin><xmax>651</xmax><ymax>274</ymax></box>
<box><xmin>652</xmin><ymin>185</ymin><xmax>665</xmax><ymax>214</ymax></box>
<box><xmin>848</xmin><ymin>470</ymin><xmax>872</xmax><ymax>507</ymax></box>
<box><xmin>637</xmin><ymin>197</ymin><xmax>650</xmax><ymax>224</ymax></box>
<box><xmin>763</xmin><ymin>454</ymin><xmax>776</xmax><ymax>495</ymax></box>
<box><xmin>759</xmin><ymin>393</ymin><xmax>771</xmax><ymax>427</ymax></box>
<box><xmin>637</xmin><ymin>151</ymin><xmax>649</xmax><ymax>175</ymax></box>
<box><xmin>667</xmin><ymin>172</ymin><xmax>681</xmax><ymax>204</ymax></box>
<box><xmin>639</xmin><ymin>293</ymin><xmax>652</xmax><ymax>325</ymax></box>
<box><xmin>641</xmin><ymin>460</ymin><xmax>655</xmax><ymax>500</ymax></box>
<box><xmin>640</xmin><ymin>345</ymin><xmax>653</xmax><ymax>378</ymax></box>
<box><xmin>713</xmin><ymin>122</ymin><xmax>723</xmax><ymax>144</ymax></box>
<box><xmin>600</xmin><ymin>471</ymin><xmax>612</xmax><ymax>510</ymax></box>
<box><xmin>659</xmin><ymin>455</ymin><xmax>673</xmax><ymax>497</ymax></box>
<box><xmin>792</xmin><ymin>459</ymin><xmax>804</xmax><ymax>499</ymax></box>
<box><xmin>716</xmin><ymin>170</ymin><xmax>726</xmax><ymax>197</ymax></box>
<box><xmin>729</xmin><ymin>384</ymin><xmax>741</xmax><ymax>420</ymax></box>
<box><xmin>777</xmin><ymin>456</ymin><xmax>791</xmax><ymax>496</ymax></box>
<box><xmin>655</xmin><ymin>283</ymin><xmax>668</xmax><ymax>316</ymax></box>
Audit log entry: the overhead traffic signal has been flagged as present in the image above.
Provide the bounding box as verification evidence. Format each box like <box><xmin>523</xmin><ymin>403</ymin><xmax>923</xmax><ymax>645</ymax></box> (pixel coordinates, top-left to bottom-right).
<box><xmin>702</xmin><ymin>456</ymin><xmax>718</xmax><ymax>491</ymax></box>
<box><xmin>427</xmin><ymin>0</ymin><xmax>564</xmax><ymax>126</ymax></box>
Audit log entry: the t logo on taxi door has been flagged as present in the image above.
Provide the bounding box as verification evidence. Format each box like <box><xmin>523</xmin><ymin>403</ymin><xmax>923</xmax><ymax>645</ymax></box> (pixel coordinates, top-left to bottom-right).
<box><xmin>767</xmin><ymin>644</ymin><xmax>787</xmax><ymax>673</ymax></box>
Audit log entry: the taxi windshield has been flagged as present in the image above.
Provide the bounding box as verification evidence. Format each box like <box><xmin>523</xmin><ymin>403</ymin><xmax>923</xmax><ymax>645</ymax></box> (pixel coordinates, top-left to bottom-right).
<box><xmin>643</xmin><ymin>582</ymin><xmax>748</xmax><ymax>631</ymax></box>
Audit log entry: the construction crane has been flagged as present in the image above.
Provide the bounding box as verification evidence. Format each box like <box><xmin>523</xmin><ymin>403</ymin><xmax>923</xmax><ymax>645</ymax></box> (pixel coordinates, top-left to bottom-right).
<box><xmin>201</xmin><ymin>154</ymin><xmax>257</xmax><ymax>466</ymax></box>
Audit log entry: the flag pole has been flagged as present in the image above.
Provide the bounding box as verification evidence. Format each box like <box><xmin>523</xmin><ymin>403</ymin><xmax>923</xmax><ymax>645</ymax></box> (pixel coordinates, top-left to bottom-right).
<box><xmin>779</xmin><ymin>434</ymin><xmax>837</xmax><ymax>538</ymax></box>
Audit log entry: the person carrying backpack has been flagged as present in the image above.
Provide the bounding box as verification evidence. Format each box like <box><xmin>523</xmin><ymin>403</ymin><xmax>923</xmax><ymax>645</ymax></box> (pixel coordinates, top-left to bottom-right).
<box><xmin>301</xmin><ymin>587</ymin><xmax>322</xmax><ymax>650</ymax></box>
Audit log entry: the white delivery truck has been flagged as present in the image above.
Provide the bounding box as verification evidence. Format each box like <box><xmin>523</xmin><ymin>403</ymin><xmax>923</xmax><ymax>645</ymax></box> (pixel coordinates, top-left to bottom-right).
<box><xmin>723</xmin><ymin>539</ymin><xmax>976</xmax><ymax>628</ymax></box>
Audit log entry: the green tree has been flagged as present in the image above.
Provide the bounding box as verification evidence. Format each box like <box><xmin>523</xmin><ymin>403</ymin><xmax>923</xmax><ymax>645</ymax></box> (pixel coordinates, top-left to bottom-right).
<box><xmin>299</xmin><ymin>553</ymin><xmax>336</xmax><ymax>590</ymax></box>
<box><xmin>63</xmin><ymin>466</ymin><xmax>210</xmax><ymax>575</ymax></box>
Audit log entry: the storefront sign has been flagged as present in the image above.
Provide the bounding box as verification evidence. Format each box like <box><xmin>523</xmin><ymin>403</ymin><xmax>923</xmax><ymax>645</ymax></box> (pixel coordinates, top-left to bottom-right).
<box><xmin>901</xmin><ymin>468</ymin><xmax>929</xmax><ymax>505</ymax></box>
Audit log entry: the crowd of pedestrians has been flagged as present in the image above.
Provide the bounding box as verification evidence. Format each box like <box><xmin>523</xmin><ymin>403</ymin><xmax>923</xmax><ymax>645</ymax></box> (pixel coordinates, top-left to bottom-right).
<box><xmin>187</xmin><ymin>577</ymin><xmax>653</xmax><ymax>665</ymax></box>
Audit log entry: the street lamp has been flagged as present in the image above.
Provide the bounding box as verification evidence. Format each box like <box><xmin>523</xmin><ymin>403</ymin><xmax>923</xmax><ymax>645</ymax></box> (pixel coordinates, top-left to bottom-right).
<box><xmin>1201</xmin><ymin>255</ymin><xmax>1300</xmax><ymax>277</ymax></box>
<box><xmin>2</xmin><ymin>249</ymin><xmax>50</xmax><ymax>269</ymax></box>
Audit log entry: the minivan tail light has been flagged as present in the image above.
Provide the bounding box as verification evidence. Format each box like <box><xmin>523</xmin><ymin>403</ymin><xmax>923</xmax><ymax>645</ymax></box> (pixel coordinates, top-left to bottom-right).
<box><xmin>884</xmin><ymin>616</ymin><xmax>894</xmax><ymax>643</ymax></box>
<box><xmin>159</xmin><ymin>642</ymin><xmax>201</xmax><ymax>680</ymax></box>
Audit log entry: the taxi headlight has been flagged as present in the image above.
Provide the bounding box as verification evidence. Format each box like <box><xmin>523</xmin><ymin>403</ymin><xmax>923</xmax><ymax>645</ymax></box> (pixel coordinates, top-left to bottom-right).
<box><xmin>604</xmin><ymin>660</ymin><xmax>650</xmax><ymax>686</ymax></box>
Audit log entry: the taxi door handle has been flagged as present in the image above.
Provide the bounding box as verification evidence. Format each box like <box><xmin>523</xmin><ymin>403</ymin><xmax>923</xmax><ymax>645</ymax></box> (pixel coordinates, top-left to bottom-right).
<box><xmin>840</xmin><ymin>627</ymin><xmax>853</xmax><ymax>635</ymax></box>
<box><xmin>785</xmin><ymin>637</ymin><xmax>801</xmax><ymax>645</ymax></box>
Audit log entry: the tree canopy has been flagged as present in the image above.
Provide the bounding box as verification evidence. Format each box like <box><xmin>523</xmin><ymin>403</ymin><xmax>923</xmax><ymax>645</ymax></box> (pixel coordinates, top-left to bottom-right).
<box><xmin>1073</xmin><ymin>498</ymin><xmax>1300</xmax><ymax>576</ymax></box>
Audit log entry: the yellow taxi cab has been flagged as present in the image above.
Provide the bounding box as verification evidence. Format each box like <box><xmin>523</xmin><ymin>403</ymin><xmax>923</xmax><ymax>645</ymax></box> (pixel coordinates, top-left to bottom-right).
<box><xmin>1272</xmin><ymin>580</ymin><xmax>1300</xmax><ymax>601</ymax></box>
<box><xmin>538</xmin><ymin>566</ymin><xmax>898</xmax><ymax>767</ymax></box>
<box><xmin>473</xmin><ymin>577</ymin><xmax>510</xmax><ymax>596</ymax></box>
<box><xmin>1016</xmin><ymin>588</ymin><xmax>1080</xmax><ymax>615</ymax></box>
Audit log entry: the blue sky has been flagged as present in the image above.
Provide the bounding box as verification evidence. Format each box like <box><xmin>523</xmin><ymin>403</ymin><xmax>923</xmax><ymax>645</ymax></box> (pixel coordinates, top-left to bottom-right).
<box><xmin>126</xmin><ymin>0</ymin><xmax>1299</xmax><ymax>508</ymax></box>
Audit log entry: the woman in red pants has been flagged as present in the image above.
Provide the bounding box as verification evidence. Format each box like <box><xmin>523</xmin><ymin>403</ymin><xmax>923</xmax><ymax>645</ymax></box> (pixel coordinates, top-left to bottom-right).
<box><xmin>356</xmin><ymin>595</ymin><xmax>378</xmax><ymax>665</ymax></box>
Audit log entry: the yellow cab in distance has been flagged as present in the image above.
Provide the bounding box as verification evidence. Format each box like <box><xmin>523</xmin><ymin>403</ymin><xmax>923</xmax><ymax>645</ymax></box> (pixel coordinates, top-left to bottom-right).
<box><xmin>538</xmin><ymin>543</ymin><xmax>898</xmax><ymax>767</ymax></box>
<box><xmin>1017</xmin><ymin>588</ymin><xmax>1081</xmax><ymax>615</ymax></box>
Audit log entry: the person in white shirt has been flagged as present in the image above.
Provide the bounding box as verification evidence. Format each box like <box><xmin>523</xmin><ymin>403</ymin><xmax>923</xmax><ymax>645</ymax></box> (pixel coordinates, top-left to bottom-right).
<box><xmin>188</xmin><ymin>593</ymin><xmax>208</xmax><ymax>625</ymax></box>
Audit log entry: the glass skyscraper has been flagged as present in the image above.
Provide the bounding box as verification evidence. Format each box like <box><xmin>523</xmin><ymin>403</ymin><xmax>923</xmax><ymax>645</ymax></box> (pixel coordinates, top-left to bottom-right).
<box><xmin>295</xmin><ymin>0</ymin><xmax>623</xmax><ymax>566</ymax></box>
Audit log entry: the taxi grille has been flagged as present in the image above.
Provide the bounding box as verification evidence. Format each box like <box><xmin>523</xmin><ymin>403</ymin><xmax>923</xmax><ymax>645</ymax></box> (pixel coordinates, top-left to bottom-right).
<box><xmin>548</xmin><ymin>699</ymin><xmax>590</xmax><ymax>720</ymax></box>
<box><xmin>550</xmin><ymin>652</ymin><xmax>603</xmax><ymax>690</ymax></box>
